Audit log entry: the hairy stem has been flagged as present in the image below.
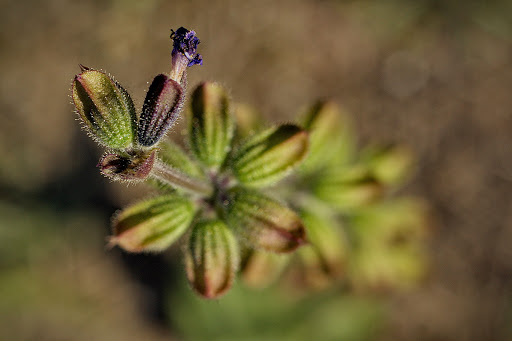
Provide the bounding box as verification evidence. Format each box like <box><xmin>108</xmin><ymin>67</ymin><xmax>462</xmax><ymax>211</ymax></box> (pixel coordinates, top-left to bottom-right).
<box><xmin>151</xmin><ymin>160</ymin><xmax>213</xmax><ymax>196</ymax></box>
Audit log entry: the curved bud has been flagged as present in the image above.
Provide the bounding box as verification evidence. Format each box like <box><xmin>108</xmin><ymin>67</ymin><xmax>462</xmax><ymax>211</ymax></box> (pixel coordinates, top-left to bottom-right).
<box><xmin>185</xmin><ymin>220</ymin><xmax>239</xmax><ymax>299</ymax></box>
<box><xmin>189</xmin><ymin>82</ymin><xmax>234</xmax><ymax>169</ymax></box>
<box><xmin>138</xmin><ymin>74</ymin><xmax>184</xmax><ymax>146</ymax></box>
<box><xmin>231</xmin><ymin>124</ymin><xmax>309</xmax><ymax>188</ymax></box>
<box><xmin>223</xmin><ymin>187</ymin><xmax>306</xmax><ymax>253</ymax></box>
<box><xmin>111</xmin><ymin>194</ymin><xmax>196</xmax><ymax>252</ymax></box>
<box><xmin>72</xmin><ymin>68</ymin><xmax>137</xmax><ymax>149</ymax></box>
<box><xmin>313</xmin><ymin>165</ymin><xmax>382</xmax><ymax>211</ymax></box>
<box><xmin>98</xmin><ymin>149</ymin><xmax>156</xmax><ymax>182</ymax></box>
<box><xmin>301</xmin><ymin>101</ymin><xmax>355</xmax><ymax>172</ymax></box>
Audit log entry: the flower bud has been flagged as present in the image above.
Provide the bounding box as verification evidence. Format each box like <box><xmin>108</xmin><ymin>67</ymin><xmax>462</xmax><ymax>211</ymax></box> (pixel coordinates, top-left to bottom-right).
<box><xmin>185</xmin><ymin>220</ymin><xmax>239</xmax><ymax>299</ymax></box>
<box><xmin>241</xmin><ymin>250</ymin><xmax>290</xmax><ymax>288</ymax></box>
<box><xmin>301</xmin><ymin>101</ymin><xmax>355</xmax><ymax>172</ymax></box>
<box><xmin>313</xmin><ymin>165</ymin><xmax>382</xmax><ymax>211</ymax></box>
<box><xmin>111</xmin><ymin>194</ymin><xmax>196</xmax><ymax>252</ymax></box>
<box><xmin>137</xmin><ymin>74</ymin><xmax>184</xmax><ymax>147</ymax></box>
<box><xmin>347</xmin><ymin>199</ymin><xmax>429</xmax><ymax>290</ymax></box>
<box><xmin>362</xmin><ymin>145</ymin><xmax>413</xmax><ymax>186</ymax></box>
<box><xmin>231</xmin><ymin>124</ymin><xmax>309</xmax><ymax>188</ymax></box>
<box><xmin>299</xmin><ymin>209</ymin><xmax>348</xmax><ymax>284</ymax></box>
<box><xmin>98</xmin><ymin>149</ymin><xmax>156</xmax><ymax>182</ymax></box>
<box><xmin>223</xmin><ymin>187</ymin><xmax>306</xmax><ymax>253</ymax></box>
<box><xmin>189</xmin><ymin>82</ymin><xmax>234</xmax><ymax>169</ymax></box>
<box><xmin>72</xmin><ymin>67</ymin><xmax>137</xmax><ymax>149</ymax></box>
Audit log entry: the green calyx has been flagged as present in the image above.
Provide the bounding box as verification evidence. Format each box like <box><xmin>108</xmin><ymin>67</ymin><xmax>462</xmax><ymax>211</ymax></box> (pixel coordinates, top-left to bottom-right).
<box><xmin>111</xmin><ymin>194</ymin><xmax>196</xmax><ymax>252</ymax></box>
<box><xmin>185</xmin><ymin>219</ymin><xmax>240</xmax><ymax>299</ymax></box>
<box><xmin>222</xmin><ymin>187</ymin><xmax>306</xmax><ymax>253</ymax></box>
<box><xmin>72</xmin><ymin>69</ymin><xmax>137</xmax><ymax>150</ymax></box>
<box><xmin>189</xmin><ymin>82</ymin><xmax>234</xmax><ymax>170</ymax></box>
<box><xmin>231</xmin><ymin>124</ymin><xmax>309</xmax><ymax>188</ymax></box>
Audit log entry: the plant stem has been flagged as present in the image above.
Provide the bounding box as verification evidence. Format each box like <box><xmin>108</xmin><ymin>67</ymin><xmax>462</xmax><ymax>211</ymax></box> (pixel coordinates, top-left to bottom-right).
<box><xmin>150</xmin><ymin>160</ymin><xmax>213</xmax><ymax>197</ymax></box>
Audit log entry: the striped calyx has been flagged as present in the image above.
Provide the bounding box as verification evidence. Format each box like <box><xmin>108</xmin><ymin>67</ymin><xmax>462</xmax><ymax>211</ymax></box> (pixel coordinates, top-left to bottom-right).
<box><xmin>72</xmin><ymin>68</ymin><xmax>137</xmax><ymax>149</ymax></box>
<box><xmin>185</xmin><ymin>220</ymin><xmax>239</xmax><ymax>299</ymax></box>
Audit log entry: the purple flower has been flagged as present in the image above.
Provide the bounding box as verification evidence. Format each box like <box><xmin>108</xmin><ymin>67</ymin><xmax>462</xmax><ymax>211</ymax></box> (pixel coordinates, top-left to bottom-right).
<box><xmin>169</xmin><ymin>27</ymin><xmax>203</xmax><ymax>83</ymax></box>
<box><xmin>171</xmin><ymin>27</ymin><xmax>203</xmax><ymax>67</ymax></box>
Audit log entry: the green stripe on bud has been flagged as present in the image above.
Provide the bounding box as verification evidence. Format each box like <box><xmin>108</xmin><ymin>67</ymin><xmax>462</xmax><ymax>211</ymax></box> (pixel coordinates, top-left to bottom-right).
<box><xmin>189</xmin><ymin>82</ymin><xmax>234</xmax><ymax>169</ymax></box>
<box><xmin>111</xmin><ymin>194</ymin><xmax>196</xmax><ymax>252</ymax></box>
<box><xmin>301</xmin><ymin>101</ymin><xmax>355</xmax><ymax>172</ymax></box>
<box><xmin>313</xmin><ymin>165</ymin><xmax>382</xmax><ymax>211</ymax></box>
<box><xmin>231</xmin><ymin>124</ymin><xmax>309</xmax><ymax>188</ymax></box>
<box><xmin>72</xmin><ymin>68</ymin><xmax>137</xmax><ymax>149</ymax></box>
<box><xmin>223</xmin><ymin>187</ymin><xmax>306</xmax><ymax>253</ymax></box>
<box><xmin>185</xmin><ymin>220</ymin><xmax>239</xmax><ymax>299</ymax></box>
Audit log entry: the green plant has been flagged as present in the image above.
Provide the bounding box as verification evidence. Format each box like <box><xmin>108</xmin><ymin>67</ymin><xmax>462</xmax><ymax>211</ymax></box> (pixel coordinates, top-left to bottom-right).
<box><xmin>71</xmin><ymin>27</ymin><xmax>428</xmax><ymax>299</ymax></box>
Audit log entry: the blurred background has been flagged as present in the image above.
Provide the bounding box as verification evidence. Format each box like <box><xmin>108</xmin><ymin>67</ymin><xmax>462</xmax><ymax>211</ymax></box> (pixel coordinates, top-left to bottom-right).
<box><xmin>1</xmin><ymin>0</ymin><xmax>512</xmax><ymax>340</ymax></box>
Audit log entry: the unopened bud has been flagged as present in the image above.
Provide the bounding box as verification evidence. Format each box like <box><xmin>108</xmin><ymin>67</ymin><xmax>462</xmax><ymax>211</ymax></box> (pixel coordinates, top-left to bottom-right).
<box><xmin>98</xmin><ymin>149</ymin><xmax>156</xmax><ymax>181</ymax></box>
<box><xmin>111</xmin><ymin>194</ymin><xmax>196</xmax><ymax>252</ymax></box>
<box><xmin>72</xmin><ymin>68</ymin><xmax>137</xmax><ymax>149</ymax></box>
<box><xmin>185</xmin><ymin>220</ymin><xmax>239</xmax><ymax>299</ymax></box>
<box><xmin>313</xmin><ymin>165</ymin><xmax>382</xmax><ymax>211</ymax></box>
<box><xmin>189</xmin><ymin>82</ymin><xmax>234</xmax><ymax>169</ymax></box>
<box><xmin>301</xmin><ymin>101</ymin><xmax>354</xmax><ymax>172</ymax></box>
<box><xmin>223</xmin><ymin>187</ymin><xmax>306</xmax><ymax>253</ymax></box>
<box><xmin>299</xmin><ymin>209</ymin><xmax>347</xmax><ymax>284</ymax></box>
<box><xmin>232</xmin><ymin>124</ymin><xmax>309</xmax><ymax>188</ymax></box>
<box><xmin>362</xmin><ymin>145</ymin><xmax>413</xmax><ymax>186</ymax></box>
<box><xmin>241</xmin><ymin>250</ymin><xmax>290</xmax><ymax>288</ymax></box>
<box><xmin>137</xmin><ymin>74</ymin><xmax>184</xmax><ymax>147</ymax></box>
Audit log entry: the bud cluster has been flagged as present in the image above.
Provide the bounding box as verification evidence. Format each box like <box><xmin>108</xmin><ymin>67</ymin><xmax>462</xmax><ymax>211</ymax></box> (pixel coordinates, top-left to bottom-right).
<box><xmin>240</xmin><ymin>101</ymin><xmax>429</xmax><ymax>290</ymax></box>
<box><xmin>71</xmin><ymin>27</ymin><xmax>429</xmax><ymax>299</ymax></box>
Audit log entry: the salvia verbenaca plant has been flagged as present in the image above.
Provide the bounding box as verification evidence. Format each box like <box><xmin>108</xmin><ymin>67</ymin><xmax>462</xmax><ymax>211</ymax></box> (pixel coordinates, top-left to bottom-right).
<box><xmin>72</xmin><ymin>27</ymin><xmax>429</xmax><ymax>299</ymax></box>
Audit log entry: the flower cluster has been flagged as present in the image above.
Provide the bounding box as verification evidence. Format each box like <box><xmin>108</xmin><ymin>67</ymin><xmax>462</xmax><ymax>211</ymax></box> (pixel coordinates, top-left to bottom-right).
<box><xmin>72</xmin><ymin>27</ymin><xmax>429</xmax><ymax>299</ymax></box>
<box><xmin>72</xmin><ymin>28</ymin><xmax>309</xmax><ymax>298</ymax></box>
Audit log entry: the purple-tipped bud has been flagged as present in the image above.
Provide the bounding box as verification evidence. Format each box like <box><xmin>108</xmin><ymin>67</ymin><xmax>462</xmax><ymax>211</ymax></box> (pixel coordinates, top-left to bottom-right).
<box><xmin>98</xmin><ymin>149</ymin><xmax>156</xmax><ymax>181</ymax></box>
<box><xmin>137</xmin><ymin>74</ymin><xmax>184</xmax><ymax>147</ymax></box>
<box><xmin>170</xmin><ymin>27</ymin><xmax>202</xmax><ymax>83</ymax></box>
<box><xmin>223</xmin><ymin>187</ymin><xmax>307</xmax><ymax>253</ymax></box>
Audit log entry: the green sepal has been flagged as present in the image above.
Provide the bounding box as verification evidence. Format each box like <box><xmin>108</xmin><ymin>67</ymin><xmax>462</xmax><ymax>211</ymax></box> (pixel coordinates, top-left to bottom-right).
<box><xmin>72</xmin><ymin>68</ymin><xmax>137</xmax><ymax>149</ymax></box>
<box><xmin>300</xmin><ymin>101</ymin><xmax>355</xmax><ymax>172</ymax></box>
<box><xmin>158</xmin><ymin>139</ymin><xmax>205</xmax><ymax>179</ymax></box>
<box><xmin>111</xmin><ymin>194</ymin><xmax>196</xmax><ymax>252</ymax></box>
<box><xmin>299</xmin><ymin>209</ymin><xmax>348</xmax><ymax>284</ymax></box>
<box><xmin>231</xmin><ymin>124</ymin><xmax>309</xmax><ymax>188</ymax></box>
<box><xmin>185</xmin><ymin>219</ymin><xmax>240</xmax><ymax>299</ymax></box>
<box><xmin>222</xmin><ymin>187</ymin><xmax>306</xmax><ymax>253</ymax></box>
<box><xmin>188</xmin><ymin>82</ymin><xmax>234</xmax><ymax>169</ymax></box>
<box><xmin>313</xmin><ymin>165</ymin><xmax>382</xmax><ymax>211</ymax></box>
